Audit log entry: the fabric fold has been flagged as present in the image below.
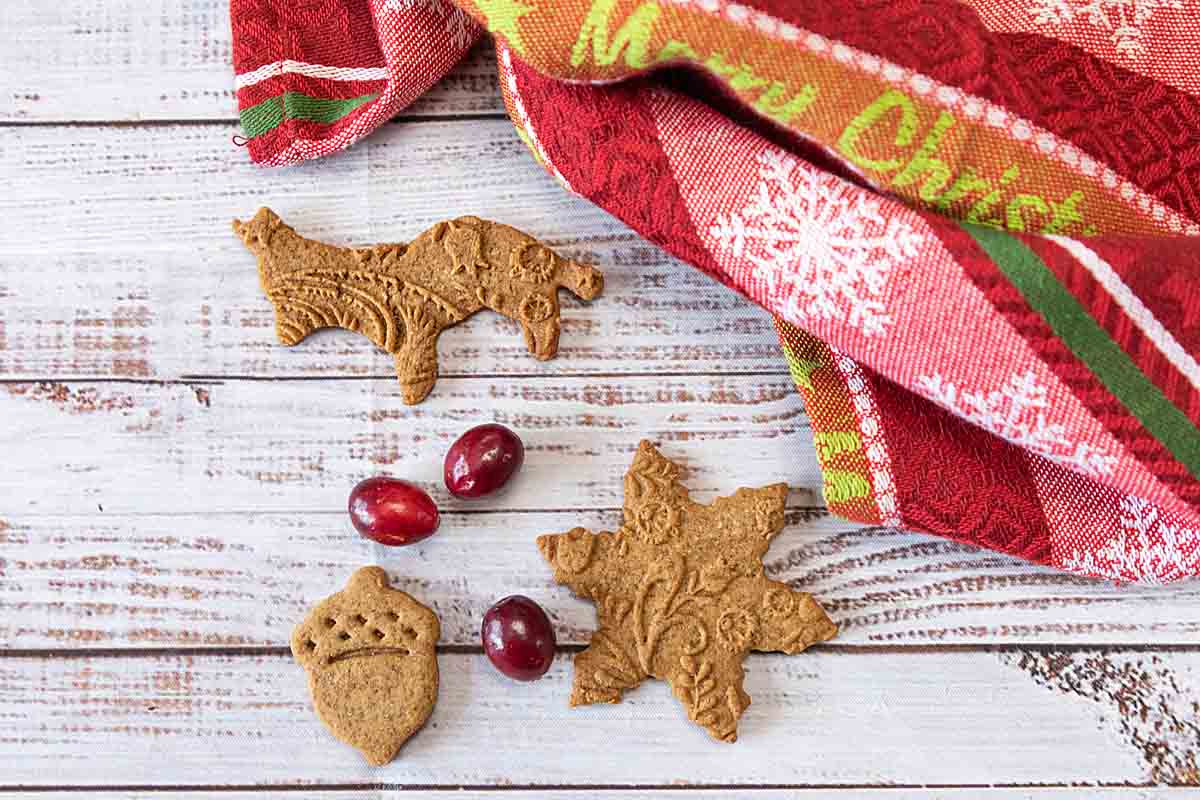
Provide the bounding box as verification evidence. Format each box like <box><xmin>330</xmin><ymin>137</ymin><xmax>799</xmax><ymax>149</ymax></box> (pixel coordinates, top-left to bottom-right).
<box><xmin>229</xmin><ymin>0</ymin><xmax>1200</xmax><ymax>583</ymax></box>
<box><xmin>231</xmin><ymin>0</ymin><xmax>481</xmax><ymax>165</ymax></box>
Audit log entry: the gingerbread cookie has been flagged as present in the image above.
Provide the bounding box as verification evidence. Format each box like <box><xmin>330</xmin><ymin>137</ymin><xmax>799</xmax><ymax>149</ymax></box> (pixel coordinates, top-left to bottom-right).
<box><xmin>537</xmin><ymin>441</ymin><xmax>837</xmax><ymax>742</ymax></box>
<box><xmin>291</xmin><ymin>567</ymin><xmax>440</xmax><ymax>765</ymax></box>
<box><xmin>233</xmin><ymin>208</ymin><xmax>605</xmax><ymax>404</ymax></box>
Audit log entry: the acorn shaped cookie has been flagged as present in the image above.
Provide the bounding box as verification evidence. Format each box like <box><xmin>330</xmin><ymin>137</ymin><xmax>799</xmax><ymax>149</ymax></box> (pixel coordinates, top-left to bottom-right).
<box><xmin>291</xmin><ymin>566</ymin><xmax>440</xmax><ymax>765</ymax></box>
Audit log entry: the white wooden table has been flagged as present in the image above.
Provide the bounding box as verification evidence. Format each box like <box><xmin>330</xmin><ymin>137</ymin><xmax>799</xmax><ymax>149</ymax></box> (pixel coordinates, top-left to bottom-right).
<box><xmin>2</xmin><ymin>1</ymin><xmax>1199</xmax><ymax>797</ymax></box>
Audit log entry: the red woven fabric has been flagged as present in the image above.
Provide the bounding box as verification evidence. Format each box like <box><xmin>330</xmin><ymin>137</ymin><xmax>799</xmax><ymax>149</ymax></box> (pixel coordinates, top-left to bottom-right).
<box><xmin>229</xmin><ymin>0</ymin><xmax>1200</xmax><ymax>583</ymax></box>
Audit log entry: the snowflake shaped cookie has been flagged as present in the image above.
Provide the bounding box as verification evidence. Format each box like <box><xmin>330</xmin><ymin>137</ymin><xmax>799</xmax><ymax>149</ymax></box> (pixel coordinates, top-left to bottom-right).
<box><xmin>537</xmin><ymin>441</ymin><xmax>838</xmax><ymax>742</ymax></box>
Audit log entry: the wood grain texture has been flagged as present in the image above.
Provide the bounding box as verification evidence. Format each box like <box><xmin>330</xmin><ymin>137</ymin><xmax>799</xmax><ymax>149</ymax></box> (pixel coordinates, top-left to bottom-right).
<box><xmin>7</xmin><ymin>793</ymin><xmax>1200</xmax><ymax>799</ymax></box>
<box><xmin>0</xmin><ymin>650</ymin><xmax>1195</xmax><ymax>787</ymax></box>
<box><xmin>0</xmin><ymin>0</ymin><xmax>505</xmax><ymax>122</ymax></box>
<box><xmin>0</xmin><ymin>121</ymin><xmax>781</xmax><ymax>380</ymax></box>
<box><xmin>0</xmin><ymin>376</ymin><xmax>821</xmax><ymax>515</ymax></box>
<box><xmin>4</xmin><ymin>0</ymin><xmax>1199</xmax><ymax>793</ymax></box>
<box><xmin>6</xmin><ymin>511</ymin><xmax>1198</xmax><ymax>649</ymax></box>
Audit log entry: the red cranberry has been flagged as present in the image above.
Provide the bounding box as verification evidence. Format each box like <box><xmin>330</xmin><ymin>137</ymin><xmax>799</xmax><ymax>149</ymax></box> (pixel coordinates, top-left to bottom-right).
<box><xmin>348</xmin><ymin>477</ymin><xmax>439</xmax><ymax>546</ymax></box>
<box><xmin>481</xmin><ymin>595</ymin><xmax>555</xmax><ymax>681</ymax></box>
<box><xmin>444</xmin><ymin>423</ymin><xmax>525</xmax><ymax>499</ymax></box>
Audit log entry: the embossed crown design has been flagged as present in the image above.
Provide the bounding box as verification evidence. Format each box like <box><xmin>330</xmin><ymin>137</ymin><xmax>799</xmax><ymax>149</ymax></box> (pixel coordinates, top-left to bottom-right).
<box><xmin>234</xmin><ymin>208</ymin><xmax>604</xmax><ymax>404</ymax></box>
<box><xmin>292</xmin><ymin>566</ymin><xmax>436</xmax><ymax>670</ymax></box>
<box><xmin>291</xmin><ymin>567</ymin><xmax>441</xmax><ymax>765</ymax></box>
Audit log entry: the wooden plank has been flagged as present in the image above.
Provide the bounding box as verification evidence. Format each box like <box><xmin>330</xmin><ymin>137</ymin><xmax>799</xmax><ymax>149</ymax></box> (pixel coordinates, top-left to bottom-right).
<box><xmin>0</xmin><ymin>121</ymin><xmax>782</xmax><ymax>379</ymax></box>
<box><xmin>0</xmin><ymin>0</ymin><xmax>505</xmax><ymax>122</ymax></box>
<box><xmin>1</xmin><ymin>649</ymin><xmax>1196</xmax><ymax>786</ymax></box>
<box><xmin>6</xmin><ymin>792</ymin><xmax>1199</xmax><ymax>798</ymax></box>
<box><xmin>0</xmin><ymin>375</ymin><xmax>821</xmax><ymax>515</ymax></box>
<box><xmin>4</xmin><ymin>512</ymin><xmax>1200</xmax><ymax>649</ymax></box>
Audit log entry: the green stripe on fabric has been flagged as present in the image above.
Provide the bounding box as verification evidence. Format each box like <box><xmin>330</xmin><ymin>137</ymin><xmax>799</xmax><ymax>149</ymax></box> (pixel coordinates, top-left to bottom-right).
<box><xmin>963</xmin><ymin>224</ymin><xmax>1200</xmax><ymax>479</ymax></box>
<box><xmin>239</xmin><ymin>92</ymin><xmax>379</xmax><ymax>140</ymax></box>
<box><xmin>239</xmin><ymin>95</ymin><xmax>285</xmax><ymax>139</ymax></box>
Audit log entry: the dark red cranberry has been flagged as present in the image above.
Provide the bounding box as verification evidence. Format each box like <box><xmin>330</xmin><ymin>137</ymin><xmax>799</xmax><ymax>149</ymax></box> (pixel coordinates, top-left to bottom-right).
<box><xmin>444</xmin><ymin>423</ymin><xmax>525</xmax><ymax>499</ymax></box>
<box><xmin>348</xmin><ymin>477</ymin><xmax>439</xmax><ymax>546</ymax></box>
<box><xmin>481</xmin><ymin>595</ymin><xmax>555</xmax><ymax>681</ymax></box>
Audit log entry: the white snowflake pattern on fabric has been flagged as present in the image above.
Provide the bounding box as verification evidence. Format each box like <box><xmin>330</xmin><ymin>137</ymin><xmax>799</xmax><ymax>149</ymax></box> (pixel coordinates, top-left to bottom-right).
<box><xmin>1061</xmin><ymin>496</ymin><xmax>1200</xmax><ymax>584</ymax></box>
<box><xmin>383</xmin><ymin>0</ymin><xmax>477</xmax><ymax>49</ymax></box>
<box><xmin>710</xmin><ymin>150</ymin><xmax>922</xmax><ymax>336</ymax></box>
<box><xmin>1025</xmin><ymin>0</ymin><xmax>1183</xmax><ymax>58</ymax></box>
<box><xmin>917</xmin><ymin>370</ymin><xmax>1117</xmax><ymax>477</ymax></box>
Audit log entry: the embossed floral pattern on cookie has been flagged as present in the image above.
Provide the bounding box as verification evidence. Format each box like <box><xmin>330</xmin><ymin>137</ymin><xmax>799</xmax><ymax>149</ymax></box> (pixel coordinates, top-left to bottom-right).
<box><xmin>626</xmin><ymin>500</ymin><xmax>681</xmax><ymax>545</ymax></box>
<box><xmin>234</xmin><ymin>208</ymin><xmax>604</xmax><ymax>405</ymax></box>
<box><xmin>538</xmin><ymin>441</ymin><xmax>838</xmax><ymax>742</ymax></box>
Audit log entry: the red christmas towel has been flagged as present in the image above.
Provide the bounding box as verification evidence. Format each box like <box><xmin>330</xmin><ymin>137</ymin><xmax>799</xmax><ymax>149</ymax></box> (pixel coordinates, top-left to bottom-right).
<box><xmin>230</xmin><ymin>0</ymin><xmax>1200</xmax><ymax>583</ymax></box>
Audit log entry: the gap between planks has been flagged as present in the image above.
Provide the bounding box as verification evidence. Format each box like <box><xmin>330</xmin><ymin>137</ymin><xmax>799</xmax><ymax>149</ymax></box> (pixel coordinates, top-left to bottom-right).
<box><xmin>0</xmin><ymin>113</ymin><xmax>509</xmax><ymax>129</ymax></box>
<box><xmin>0</xmin><ymin>505</ymin><xmax>829</xmax><ymax>517</ymax></box>
<box><xmin>0</xmin><ymin>371</ymin><xmax>792</xmax><ymax>385</ymax></box>
<box><xmin>3</xmin><ymin>784</ymin><xmax>1200</xmax><ymax>794</ymax></box>
<box><xmin>5</xmin><ymin>643</ymin><xmax>1200</xmax><ymax>660</ymax></box>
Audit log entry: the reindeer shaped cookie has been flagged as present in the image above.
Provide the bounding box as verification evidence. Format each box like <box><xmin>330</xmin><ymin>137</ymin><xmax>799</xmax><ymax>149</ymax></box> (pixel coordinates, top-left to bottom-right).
<box><xmin>234</xmin><ymin>208</ymin><xmax>605</xmax><ymax>404</ymax></box>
